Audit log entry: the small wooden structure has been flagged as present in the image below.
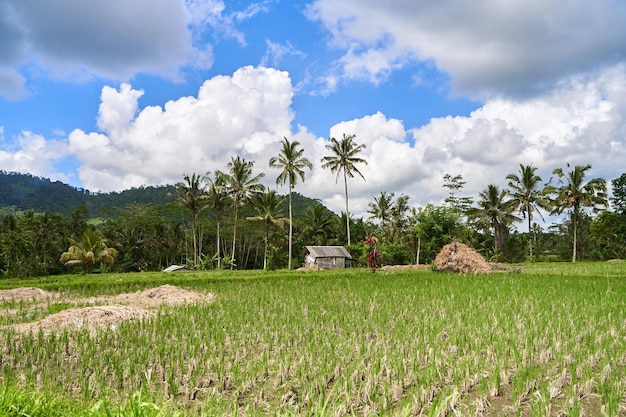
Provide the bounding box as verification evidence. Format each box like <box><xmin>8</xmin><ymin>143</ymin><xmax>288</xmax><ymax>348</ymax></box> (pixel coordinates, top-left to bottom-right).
<box><xmin>303</xmin><ymin>246</ymin><xmax>353</xmax><ymax>269</ymax></box>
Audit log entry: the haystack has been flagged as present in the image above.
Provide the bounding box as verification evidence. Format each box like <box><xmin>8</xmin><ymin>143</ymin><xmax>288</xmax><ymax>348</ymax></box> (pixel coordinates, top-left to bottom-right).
<box><xmin>433</xmin><ymin>240</ymin><xmax>491</xmax><ymax>274</ymax></box>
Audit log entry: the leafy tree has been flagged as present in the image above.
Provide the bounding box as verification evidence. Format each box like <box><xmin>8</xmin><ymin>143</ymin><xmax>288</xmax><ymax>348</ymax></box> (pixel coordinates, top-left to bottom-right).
<box><xmin>321</xmin><ymin>133</ymin><xmax>367</xmax><ymax>245</ymax></box>
<box><xmin>247</xmin><ymin>189</ymin><xmax>287</xmax><ymax>269</ymax></box>
<box><xmin>60</xmin><ymin>228</ymin><xmax>118</xmax><ymax>273</ymax></box>
<box><xmin>176</xmin><ymin>174</ymin><xmax>206</xmax><ymax>267</ymax></box>
<box><xmin>269</xmin><ymin>138</ymin><xmax>312</xmax><ymax>269</ymax></box>
<box><xmin>506</xmin><ymin>164</ymin><xmax>552</xmax><ymax>259</ymax></box>
<box><xmin>611</xmin><ymin>173</ymin><xmax>626</xmax><ymax>215</ymax></box>
<box><xmin>367</xmin><ymin>191</ymin><xmax>395</xmax><ymax>241</ymax></box>
<box><xmin>412</xmin><ymin>204</ymin><xmax>467</xmax><ymax>263</ymax></box>
<box><xmin>468</xmin><ymin>184</ymin><xmax>520</xmax><ymax>256</ymax></box>
<box><xmin>443</xmin><ymin>174</ymin><xmax>473</xmax><ymax>212</ymax></box>
<box><xmin>218</xmin><ymin>156</ymin><xmax>265</xmax><ymax>268</ymax></box>
<box><xmin>551</xmin><ymin>164</ymin><xmax>608</xmax><ymax>262</ymax></box>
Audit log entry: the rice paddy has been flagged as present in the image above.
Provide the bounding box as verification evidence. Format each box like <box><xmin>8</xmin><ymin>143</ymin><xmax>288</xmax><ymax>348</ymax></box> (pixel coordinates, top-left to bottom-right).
<box><xmin>1</xmin><ymin>263</ymin><xmax>625</xmax><ymax>416</ymax></box>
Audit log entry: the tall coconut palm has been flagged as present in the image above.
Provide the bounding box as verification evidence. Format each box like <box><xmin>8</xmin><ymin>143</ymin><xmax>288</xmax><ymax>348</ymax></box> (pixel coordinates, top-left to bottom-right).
<box><xmin>551</xmin><ymin>164</ymin><xmax>608</xmax><ymax>262</ymax></box>
<box><xmin>506</xmin><ymin>164</ymin><xmax>552</xmax><ymax>258</ymax></box>
<box><xmin>205</xmin><ymin>172</ymin><xmax>229</xmax><ymax>269</ymax></box>
<box><xmin>468</xmin><ymin>184</ymin><xmax>520</xmax><ymax>255</ymax></box>
<box><xmin>247</xmin><ymin>189</ymin><xmax>287</xmax><ymax>269</ymax></box>
<box><xmin>60</xmin><ymin>227</ymin><xmax>118</xmax><ymax>273</ymax></box>
<box><xmin>218</xmin><ymin>156</ymin><xmax>265</xmax><ymax>268</ymax></box>
<box><xmin>269</xmin><ymin>137</ymin><xmax>312</xmax><ymax>269</ymax></box>
<box><xmin>176</xmin><ymin>173</ymin><xmax>206</xmax><ymax>267</ymax></box>
<box><xmin>321</xmin><ymin>133</ymin><xmax>367</xmax><ymax>245</ymax></box>
<box><xmin>367</xmin><ymin>191</ymin><xmax>395</xmax><ymax>241</ymax></box>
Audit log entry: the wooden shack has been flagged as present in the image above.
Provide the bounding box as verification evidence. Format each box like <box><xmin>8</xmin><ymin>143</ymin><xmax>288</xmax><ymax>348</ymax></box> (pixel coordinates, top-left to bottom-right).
<box><xmin>303</xmin><ymin>246</ymin><xmax>353</xmax><ymax>269</ymax></box>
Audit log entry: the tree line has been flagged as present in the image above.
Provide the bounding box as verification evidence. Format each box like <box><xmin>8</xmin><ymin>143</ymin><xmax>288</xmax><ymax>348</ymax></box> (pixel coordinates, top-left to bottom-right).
<box><xmin>1</xmin><ymin>134</ymin><xmax>626</xmax><ymax>278</ymax></box>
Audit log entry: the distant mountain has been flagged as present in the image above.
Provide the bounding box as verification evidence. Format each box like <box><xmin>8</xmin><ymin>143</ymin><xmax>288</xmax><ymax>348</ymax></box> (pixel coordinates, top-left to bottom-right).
<box><xmin>0</xmin><ymin>171</ymin><xmax>177</xmax><ymax>217</ymax></box>
<box><xmin>0</xmin><ymin>171</ymin><xmax>333</xmax><ymax>220</ymax></box>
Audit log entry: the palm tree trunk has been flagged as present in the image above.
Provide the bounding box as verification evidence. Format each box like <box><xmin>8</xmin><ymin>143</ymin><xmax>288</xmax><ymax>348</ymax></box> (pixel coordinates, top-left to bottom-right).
<box><xmin>343</xmin><ymin>170</ymin><xmax>351</xmax><ymax>246</ymax></box>
<box><xmin>231</xmin><ymin>198</ymin><xmax>239</xmax><ymax>269</ymax></box>
<box><xmin>527</xmin><ymin>213</ymin><xmax>533</xmax><ymax>259</ymax></box>
<box><xmin>416</xmin><ymin>236</ymin><xmax>421</xmax><ymax>265</ymax></box>
<box><xmin>572</xmin><ymin>208</ymin><xmax>578</xmax><ymax>263</ymax></box>
<box><xmin>288</xmin><ymin>184</ymin><xmax>293</xmax><ymax>270</ymax></box>
<box><xmin>263</xmin><ymin>225</ymin><xmax>269</xmax><ymax>270</ymax></box>
<box><xmin>216</xmin><ymin>219</ymin><xmax>221</xmax><ymax>269</ymax></box>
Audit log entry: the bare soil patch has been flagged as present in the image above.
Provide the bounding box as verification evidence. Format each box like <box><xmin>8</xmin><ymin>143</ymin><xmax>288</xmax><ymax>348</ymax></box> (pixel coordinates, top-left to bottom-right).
<box><xmin>379</xmin><ymin>264</ymin><xmax>430</xmax><ymax>271</ymax></box>
<box><xmin>2</xmin><ymin>285</ymin><xmax>214</xmax><ymax>335</ymax></box>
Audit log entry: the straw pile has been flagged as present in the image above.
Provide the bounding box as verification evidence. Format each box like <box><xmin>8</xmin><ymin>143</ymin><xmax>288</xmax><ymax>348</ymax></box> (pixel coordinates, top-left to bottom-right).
<box><xmin>12</xmin><ymin>305</ymin><xmax>151</xmax><ymax>335</ymax></box>
<box><xmin>0</xmin><ymin>287</ymin><xmax>56</xmax><ymax>302</ymax></box>
<box><xmin>433</xmin><ymin>240</ymin><xmax>492</xmax><ymax>274</ymax></box>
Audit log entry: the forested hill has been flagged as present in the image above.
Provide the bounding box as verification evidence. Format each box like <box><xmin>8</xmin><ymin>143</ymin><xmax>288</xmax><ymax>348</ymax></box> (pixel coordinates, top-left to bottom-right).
<box><xmin>0</xmin><ymin>171</ymin><xmax>177</xmax><ymax>217</ymax></box>
<box><xmin>0</xmin><ymin>171</ymin><xmax>330</xmax><ymax>219</ymax></box>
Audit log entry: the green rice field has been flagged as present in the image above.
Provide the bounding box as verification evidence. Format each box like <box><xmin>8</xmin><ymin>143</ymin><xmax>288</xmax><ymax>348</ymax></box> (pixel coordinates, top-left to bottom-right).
<box><xmin>1</xmin><ymin>262</ymin><xmax>625</xmax><ymax>416</ymax></box>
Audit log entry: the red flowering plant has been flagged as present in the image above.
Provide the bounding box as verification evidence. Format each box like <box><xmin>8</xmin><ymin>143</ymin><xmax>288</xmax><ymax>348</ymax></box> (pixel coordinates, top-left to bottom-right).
<box><xmin>366</xmin><ymin>236</ymin><xmax>380</xmax><ymax>272</ymax></box>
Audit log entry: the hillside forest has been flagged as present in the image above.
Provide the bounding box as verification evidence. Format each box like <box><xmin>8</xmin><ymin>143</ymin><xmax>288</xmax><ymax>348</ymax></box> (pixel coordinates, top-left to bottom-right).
<box><xmin>1</xmin><ymin>136</ymin><xmax>626</xmax><ymax>278</ymax></box>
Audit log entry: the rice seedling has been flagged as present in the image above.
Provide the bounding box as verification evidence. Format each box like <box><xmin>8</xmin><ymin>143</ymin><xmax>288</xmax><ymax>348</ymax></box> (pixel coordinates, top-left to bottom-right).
<box><xmin>0</xmin><ymin>263</ymin><xmax>625</xmax><ymax>415</ymax></box>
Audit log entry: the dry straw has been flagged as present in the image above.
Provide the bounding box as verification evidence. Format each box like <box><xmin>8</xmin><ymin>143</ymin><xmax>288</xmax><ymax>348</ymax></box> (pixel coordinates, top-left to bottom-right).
<box><xmin>433</xmin><ymin>240</ymin><xmax>492</xmax><ymax>274</ymax></box>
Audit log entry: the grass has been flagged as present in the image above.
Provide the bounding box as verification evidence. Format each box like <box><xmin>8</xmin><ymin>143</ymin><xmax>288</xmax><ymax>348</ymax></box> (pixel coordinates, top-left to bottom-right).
<box><xmin>1</xmin><ymin>262</ymin><xmax>625</xmax><ymax>416</ymax></box>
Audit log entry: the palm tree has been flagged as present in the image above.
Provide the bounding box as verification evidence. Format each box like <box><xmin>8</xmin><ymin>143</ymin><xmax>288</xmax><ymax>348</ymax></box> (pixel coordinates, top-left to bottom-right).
<box><xmin>468</xmin><ymin>184</ymin><xmax>520</xmax><ymax>255</ymax></box>
<box><xmin>551</xmin><ymin>164</ymin><xmax>608</xmax><ymax>262</ymax></box>
<box><xmin>321</xmin><ymin>133</ymin><xmax>368</xmax><ymax>245</ymax></box>
<box><xmin>205</xmin><ymin>172</ymin><xmax>229</xmax><ymax>269</ymax></box>
<box><xmin>367</xmin><ymin>191</ymin><xmax>395</xmax><ymax>241</ymax></box>
<box><xmin>218</xmin><ymin>156</ymin><xmax>265</xmax><ymax>267</ymax></box>
<box><xmin>506</xmin><ymin>164</ymin><xmax>552</xmax><ymax>258</ymax></box>
<box><xmin>302</xmin><ymin>204</ymin><xmax>335</xmax><ymax>246</ymax></box>
<box><xmin>176</xmin><ymin>173</ymin><xmax>206</xmax><ymax>267</ymax></box>
<box><xmin>60</xmin><ymin>227</ymin><xmax>118</xmax><ymax>273</ymax></box>
<box><xmin>390</xmin><ymin>194</ymin><xmax>410</xmax><ymax>243</ymax></box>
<box><xmin>269</xmin><ymin>137</ymin><xmax>312</xmax><ymax>269</ymax></box>
<box><xmin>247</xmin><ymin>189</ymin><xmax>287</xmax><ymax>269</ymax></box>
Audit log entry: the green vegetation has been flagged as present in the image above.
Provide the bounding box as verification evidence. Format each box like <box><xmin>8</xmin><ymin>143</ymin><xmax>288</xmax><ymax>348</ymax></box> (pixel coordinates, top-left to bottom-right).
<box><xmin>1</xmin><ymin>164</ymin><xmax>626</xmax><ymax>279</ymax></box>
<box><xmin>1</xmin><ymin>264</ymin><xmax>626</xmax><ymax>415</ymax></box>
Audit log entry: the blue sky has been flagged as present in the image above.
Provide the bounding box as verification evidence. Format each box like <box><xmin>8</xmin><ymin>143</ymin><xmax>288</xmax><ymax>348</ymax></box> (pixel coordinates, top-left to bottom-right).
<box><xmin>1</xmin><ymin>0</ymin><xmax>626</xmax><ymax>225</ymax></box>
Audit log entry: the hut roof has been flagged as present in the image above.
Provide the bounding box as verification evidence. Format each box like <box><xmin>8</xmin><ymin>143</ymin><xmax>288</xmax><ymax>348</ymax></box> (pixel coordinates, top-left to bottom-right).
<box><xmin>305</xmin><ymin>246</ymin><xmax>352</xmax><ymax>259</ymax></box>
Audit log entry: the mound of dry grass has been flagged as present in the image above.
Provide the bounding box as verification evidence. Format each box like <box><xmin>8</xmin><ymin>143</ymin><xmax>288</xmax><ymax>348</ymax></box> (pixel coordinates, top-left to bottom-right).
<box><xmin>4</xmin><ymin>285</ymin><xmax>215</xmax><ymax>335</ymax></box>
<box><xmin>433</xmin><ymin>240</ymin><xmax>492</xmax><ymax>274</ymax></box>
<box><xmin>12</xmin><ymin>305</ymin><xmax>151</xmax><ymax>335</ymax></box>
<box><xmin>0</xmin><ymin>287</ymin><xmax>57</xmax><ymax>302</ymax></box>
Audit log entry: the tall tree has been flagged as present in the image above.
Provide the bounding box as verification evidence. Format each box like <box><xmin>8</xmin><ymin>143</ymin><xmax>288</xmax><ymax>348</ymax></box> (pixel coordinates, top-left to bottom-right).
<box><xmin>321</xmin><ymin>133</ymin><xmax>367</xmax><ymax>245</ymax></box>
<box><xmin>176</xmin><ymin>173</ymin><xmax>206</xmax><ymax>267</ymax></box>
<box><xmin>219</xmin><ymin>156</ymin><xmax>265</xmax><ymax>267</ymax></box>
<box><xmin>443</xmin><ymin>174</ymin><xmax>473</xmax><ymax>212</ymax></box>
<box><xmin>506</xmin><ymin>164</ymin><xmax>552</xmax><ymax>258</ymax></box>
<box><xmin>247</xmin><ymin>189</ymin><xmax>287</xmax><ymax>269</ymax></box>
<box><xmin>367</xmin><ymin>191</ymin><xmax>395</xmax><ymax>241</ymax></box>
<box><xmin>269</xmin><ymin>138</ymin><xmax>312</xmax><ymax>269</ymax></box>
<box><xmin>551</xmin><ymin>164</ymin><xmax>608</xmax><ymax>262</ymax></box>
<box><xmin>205</xmin><ymin>172</ymin><xmax>229</xmax><ymax>269</ymax></box>
<box><xmin>468</xmin><ymin>184</ymin><xmax>520</xmax><ymax>255</ymax></box>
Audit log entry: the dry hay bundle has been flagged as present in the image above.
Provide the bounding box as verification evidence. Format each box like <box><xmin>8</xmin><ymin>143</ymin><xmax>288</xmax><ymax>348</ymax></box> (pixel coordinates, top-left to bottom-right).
<box><xmin>111</xmin><ymin>284</ymin><xmax>215</xmax><ymax>306</ymax></box>
<box><xmin>0</xmin><ymin>287</ymin><xmax>56</xmax><ymax>303</ymax></box>
<box><xmin>434</xmin><ymin>241</ymin><xmax>492</xmax><ymax>274</ymax></box>
<box><xmin>11</xmin><ymin>305</ymin><xmax>151</xmax><ymax>335</ymax></box>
